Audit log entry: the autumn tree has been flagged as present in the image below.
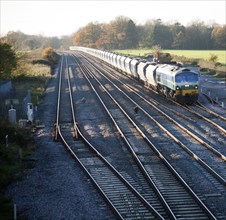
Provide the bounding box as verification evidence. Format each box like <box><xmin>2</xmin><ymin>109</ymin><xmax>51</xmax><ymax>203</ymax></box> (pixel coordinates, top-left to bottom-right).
<box><xmin>211</xmin><ymin>25</ymin><xmax>226</xmax><ymax>49</ymax></box>
<box><xmin>72</xmin><ymin>16</ymin><xmax>138</xmax><ymax>49</ymax></box>
<box><xmin>72</xmin><ymin>22</ymin><xmax>104</xmax><ymax>48</ymax></box>
<box><xmin>107</xmin><ymin>16</ymin><xmax>138</xmax><ymax>49</ymax></box>
<box><xmin>42</xmin><ymin>47</ymin><xmax>59</xmax><ymax>64</ymax></box>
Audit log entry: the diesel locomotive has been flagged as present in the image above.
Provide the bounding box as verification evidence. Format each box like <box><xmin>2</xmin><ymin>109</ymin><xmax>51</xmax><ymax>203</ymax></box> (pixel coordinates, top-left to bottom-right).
<box><xmin>71</xmin><ymin>46</ymin><xmax>200</xmax><ymax>105</ymax></box>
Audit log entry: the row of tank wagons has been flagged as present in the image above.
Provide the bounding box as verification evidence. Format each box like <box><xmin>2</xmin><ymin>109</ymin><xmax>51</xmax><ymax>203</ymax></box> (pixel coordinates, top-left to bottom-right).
<box><xmin>74</xmin><ymin>47</ymin><xmax>200</xmax><ymax>105</ymax></box>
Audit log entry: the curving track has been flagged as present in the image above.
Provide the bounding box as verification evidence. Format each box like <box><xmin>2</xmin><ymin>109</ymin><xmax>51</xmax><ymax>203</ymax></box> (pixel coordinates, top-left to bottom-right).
<box><xmin>76</xmin><ymin>51</ymin><xmax>226</xmax><ymax>186</ymax></box>
<box><xmin>56</xmin><ymin>54</ymin><xmax>167</xmax><ymax>219</ymax></box>
<box><xmin>73</xmin><ymin>51</ymin><xmax>226</xmax><ymax>219</ymax></box>
<box><xmin>51</xmin><ymin>50</ymin><xmax>226</xmax><ymax>219</ymax></box>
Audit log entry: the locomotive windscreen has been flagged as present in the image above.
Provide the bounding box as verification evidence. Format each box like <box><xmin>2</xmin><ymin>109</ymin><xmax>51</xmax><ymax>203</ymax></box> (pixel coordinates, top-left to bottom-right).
<box><xmin>175</xmin><ymin>72</ymin><xmax>199</xmax><ymax>83</ymax></box>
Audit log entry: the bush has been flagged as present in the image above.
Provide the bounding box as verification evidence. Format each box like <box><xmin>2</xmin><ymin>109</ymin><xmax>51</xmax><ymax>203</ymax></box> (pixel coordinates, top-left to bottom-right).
<box><xmin>32</xmin><ymin>59</ymin><xmax>53</xmax><ymax>66</ymax></box>
<box><xmin>41</xmin><ymin>47</ymin><xmax>59</xmax><ymax>64</ymax></box>
<box><xmin>209</xmin><ymin>54</ymin><xmax>218</xmax><ymax>63</ymax></box>
<box><xmin>0</xmin><ymin>119</ymin><xmax>35</xmax><ymax>219</ymax></box>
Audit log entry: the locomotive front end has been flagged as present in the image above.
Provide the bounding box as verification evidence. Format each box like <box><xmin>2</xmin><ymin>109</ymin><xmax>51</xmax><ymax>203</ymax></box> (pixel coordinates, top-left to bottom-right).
<box><xmin>175</xmin><ymin>70</ymin><xmax>199</xmax><ymax>104</ymax></box>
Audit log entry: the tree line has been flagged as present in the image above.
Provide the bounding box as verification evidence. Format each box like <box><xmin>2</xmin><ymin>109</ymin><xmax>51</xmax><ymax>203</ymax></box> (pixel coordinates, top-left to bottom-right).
<box><xmin>1</xmin><ymin>16</ymin><xmax>225</xmax><ymax>51</ymax></box>
<box><xmin>72</xmin><ymin>16</ymin><xmax>226</xmax><ymax>50</ymax></box>
<box><xmin>1</xmin><ymin>31</ymin><xmax>72</xmax><ymax>51</ymax></box>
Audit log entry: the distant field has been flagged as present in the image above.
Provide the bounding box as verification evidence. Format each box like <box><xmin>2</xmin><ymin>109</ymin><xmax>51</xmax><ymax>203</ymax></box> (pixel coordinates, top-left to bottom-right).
<box><xmin>115</xmin><ymin>49</ymin><xmax>226</xmax><ymax>64</ymax></box>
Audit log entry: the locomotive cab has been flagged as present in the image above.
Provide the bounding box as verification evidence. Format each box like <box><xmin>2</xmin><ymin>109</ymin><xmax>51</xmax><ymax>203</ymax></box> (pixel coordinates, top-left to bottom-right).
<box><xmin>156</xmin><ymin>65</ymin><xmax>200</xmax><ymax>105</ymax></box>
<box><xmin>175</xmin><ymin>70</ymin><xmax>199</xmax><ymax>104</ymax></box>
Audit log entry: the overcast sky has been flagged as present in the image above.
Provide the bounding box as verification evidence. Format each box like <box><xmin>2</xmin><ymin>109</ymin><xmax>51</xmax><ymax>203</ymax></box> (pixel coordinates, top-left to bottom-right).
<box><xmin>1</xmin><ymin>0</ymin><xmax>225</xmax><ymax>37</ymax></box>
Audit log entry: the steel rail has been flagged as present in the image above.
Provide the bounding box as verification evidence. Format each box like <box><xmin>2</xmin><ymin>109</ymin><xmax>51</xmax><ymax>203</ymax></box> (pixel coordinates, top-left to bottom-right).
<box><xmin>201</xmin><ymin>92</ymin><xmax>218</xmax><ymax>105</ymax></box>
<box><xmin>185</xmin><ymin>105</ymin><xmax>226</xmax><ymax>135</ymax></box>
<box><xmin>74</xmin><ymin>54</ymin><xmax>217</xmax><ymax>220</ymax></box>
<box><xmin>98</xmin><ymin>55</ymin><xmax>226</xmax><ymax>136</ymax></box>
<box><xmin>55</xmin><ymin>55</ymin><xmax>64</xmax><ymax>140</ymax></box>
<box><xmin>169</xmin><ymin>98</ymin><xmax>226</xmax><ymax>135</ymax></box>
<box><xmin>78</xmin><ymin>63</ymin><xmax>176</xmax><ymax>220</ymax></box>
<box><xmin>55</xmin><ymin>54</ymin><xmax>122</xmax><ymax>219</ymax></box>
<box><xmin>111</xmin><ymin>74</ymin><xmax>226</xmax><ymax>161</ymax></box>
<box><xmin>119</xmin><ymin>82</ymin><xmax>226</xmax><ymax>161</ymax></box>
<box><xmin>56</xmin><ymin>54</ymin><xmax>164</xmax><ymax>219</ymax></box>
<box><xmin>82</xmin><ymin>54</ymin><xmax>226</xmax><ymax>179</ymax></box>
<box><xmin>89</xmin><ymin>55</ymin><xmax>225</xmax><ymax>156</ymax></box>
<box><xmin>196</xmin><ymin>101</ymin><xmax>226</xmax><ymax>122</ymax></box>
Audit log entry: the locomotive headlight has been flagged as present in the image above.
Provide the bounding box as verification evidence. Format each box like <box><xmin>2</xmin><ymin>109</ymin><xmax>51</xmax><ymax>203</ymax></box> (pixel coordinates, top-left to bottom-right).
<box><xmin>176</xmin><ymin>86</ymin><xmax>180</xmax><ymax>90</ymax></box>
<box><xmin>194</xmin><ymin>85</ymin><xmax>198</xmax><ymax>89</ymax></box>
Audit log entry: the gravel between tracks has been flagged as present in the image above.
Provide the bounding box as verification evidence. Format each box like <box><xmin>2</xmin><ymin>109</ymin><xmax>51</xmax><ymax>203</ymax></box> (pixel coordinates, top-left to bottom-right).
<box><xmin>5</xmin><ymin>63</ymin><xmax>226</xmax><ymax>219</ymax></box>
<box><xmin>199</xmin><ymin>73</ymin><xmax>226</xmax><ymax>115</ymax></box>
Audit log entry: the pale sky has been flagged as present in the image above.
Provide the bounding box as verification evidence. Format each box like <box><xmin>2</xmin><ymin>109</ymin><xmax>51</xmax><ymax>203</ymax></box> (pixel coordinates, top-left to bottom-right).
<box><xmin>1</xmin><ymin>0</ymin><xmax>225</xmax><ymax>37</ymax></box>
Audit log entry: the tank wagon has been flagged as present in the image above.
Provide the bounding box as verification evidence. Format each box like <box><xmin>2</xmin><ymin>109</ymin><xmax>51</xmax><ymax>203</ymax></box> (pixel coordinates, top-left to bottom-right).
<box><xmin>71</xmin><ymin>46</ymin><xmax>200</xmax><ymax>105</ymax></box>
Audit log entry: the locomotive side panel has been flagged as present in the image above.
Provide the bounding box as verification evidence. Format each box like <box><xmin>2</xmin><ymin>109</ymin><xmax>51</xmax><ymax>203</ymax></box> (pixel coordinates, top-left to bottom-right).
<box><xmin>155</xmin><ymin>64</ymin><xmax>199</xmax><ymax>104</ymax></box>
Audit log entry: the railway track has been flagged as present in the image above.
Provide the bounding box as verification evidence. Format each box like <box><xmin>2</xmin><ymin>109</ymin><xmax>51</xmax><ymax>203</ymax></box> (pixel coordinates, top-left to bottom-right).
<box><xmin>49</xmin><ymin>50</ymin><xmax>226</xmax><ymax>219</ymax></box>
<box><xmin>88</xmin><ymin>52</ymin><xmax>226</xmax><ymax>151</ymax></box>
<box><xmin>71</xmin><ymin>51</ymin><xmax>226</xmax><ymax>217</ymax></box>
<box><xmin>70</xmin><ymin>53</ymin><xmax>218</xmax><ymax>219</ymax></box>
<box><xmin>55</xmin><ymin>54</ymin><xmax>167</xmax><ymax>219</ymax></box>
<box><xmin>77</xmin><ymin>52</ymin><xmax>226</xmax><ymax>185</ymax></box>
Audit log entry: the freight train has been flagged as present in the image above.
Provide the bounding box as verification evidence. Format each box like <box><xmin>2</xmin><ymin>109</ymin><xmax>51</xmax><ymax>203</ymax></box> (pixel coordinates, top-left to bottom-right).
<box><xmin>71</xmin><ymin>46</ymin><xmax>200</xmax><ymax>105</ymax></box>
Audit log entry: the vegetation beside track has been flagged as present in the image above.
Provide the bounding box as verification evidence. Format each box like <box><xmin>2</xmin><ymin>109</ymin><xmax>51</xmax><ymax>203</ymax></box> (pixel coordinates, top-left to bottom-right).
<box><xmin>0</xmin><ymin>48</ymin><xmax>59</xmax><ymax>220</ymax></box>
<box><xmin>0</xmin><ymin>120</ymin><xmax>35</xmax><ymax>220</ymax></box>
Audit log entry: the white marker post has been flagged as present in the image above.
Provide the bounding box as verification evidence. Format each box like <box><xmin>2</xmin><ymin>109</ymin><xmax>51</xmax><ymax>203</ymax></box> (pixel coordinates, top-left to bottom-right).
<box><xmin>5</xmin><ymin>135</ymin><xmax>8</xmax><ymax>148</ymax></box>
<box><xmin>14</xmin><ymin>204</ymin><xmax>17</xmax><ymax>220</ymax></box>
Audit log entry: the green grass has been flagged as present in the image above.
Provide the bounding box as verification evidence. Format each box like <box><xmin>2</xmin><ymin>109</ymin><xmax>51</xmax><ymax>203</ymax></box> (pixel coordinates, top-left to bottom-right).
<box><xmin>115</xmin><ymin>49</ymin><xmax>226</xmax><ymax>64</ymax></box>
<box><xmin>165</xmin><ymin>50</ymin><xmax>226</xmax><ymax>64</ymax></box>
<box><xmin>12</xmin><ymin>50</ymin><xmax>52</xmax><ymax>106</ymax></box>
